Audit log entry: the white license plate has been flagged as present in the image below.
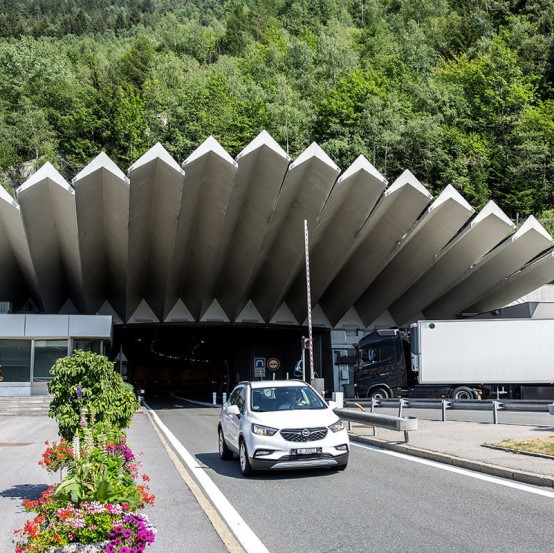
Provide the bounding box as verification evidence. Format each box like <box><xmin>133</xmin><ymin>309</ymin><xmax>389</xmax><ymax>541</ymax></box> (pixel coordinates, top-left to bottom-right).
<box><xmin>293</xmin><ymin>447</ymin><xmax>321</xmax><ymax>455</ymax></box>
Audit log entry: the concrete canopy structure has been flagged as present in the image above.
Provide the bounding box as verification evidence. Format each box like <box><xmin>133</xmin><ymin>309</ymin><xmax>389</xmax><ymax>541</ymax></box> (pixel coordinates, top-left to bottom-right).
<box><xmin>0</xmin><ymin>132</ymin><xmax>553</xmax><ymax>330</ymax></box>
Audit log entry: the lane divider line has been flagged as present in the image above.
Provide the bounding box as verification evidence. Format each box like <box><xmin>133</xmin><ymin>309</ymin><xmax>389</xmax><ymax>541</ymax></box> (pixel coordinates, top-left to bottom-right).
<box><xmin>352</xmin><ymin>442</ymin><xmax>554</xmax><ymax>499</ymax></box>
<box><xmin>143</xmin><ymin>403</ymin><xmax>270</xmax><ymax>553</ymax></box>
<box><xmin>143</xmin><ymin>407</ymin><xmax>245</xmax><ymax>553</ymax></box>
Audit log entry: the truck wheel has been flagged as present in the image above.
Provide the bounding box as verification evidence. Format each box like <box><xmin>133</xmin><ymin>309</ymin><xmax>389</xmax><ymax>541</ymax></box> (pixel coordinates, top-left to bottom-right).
<box><xmin>451</xmin><ymin>386</ymin><xmax>475</xmax><ymax>400</ymax></box>
<box><xmin>368</xmin><ymin>387</ymin><xmax>389</xmax><ymax>400</ymax></box>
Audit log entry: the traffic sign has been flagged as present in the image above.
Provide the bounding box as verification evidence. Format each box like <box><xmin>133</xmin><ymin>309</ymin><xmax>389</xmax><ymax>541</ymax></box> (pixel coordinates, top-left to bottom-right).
<box><xmin>254</xmin><ymin>357</ymin><xmax>266</xmax><ymax>378</ymax></box>
<box><xmin>267</xmin><ymin>357</ymin><xmax>280</xmax><ymax>372</ymax></box>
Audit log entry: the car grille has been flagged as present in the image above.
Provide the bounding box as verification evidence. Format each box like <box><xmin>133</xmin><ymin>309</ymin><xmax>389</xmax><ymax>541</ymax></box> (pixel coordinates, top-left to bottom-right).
<box><xmin>280</xmin><ymin>427</ymin><xmax>328</xmax><ymax>442</ymax></box>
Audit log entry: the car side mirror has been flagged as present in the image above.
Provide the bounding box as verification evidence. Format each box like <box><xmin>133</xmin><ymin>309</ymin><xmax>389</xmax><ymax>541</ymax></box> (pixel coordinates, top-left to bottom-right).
<box><xmin>327</xmin><ymin>400</ymin><xmax>337</xmax><ymax>410</ymax></box>
<box><xmin>227</xmin><ymin>404</ymin><xmax>240</xmax><ymax>416</ymax></box>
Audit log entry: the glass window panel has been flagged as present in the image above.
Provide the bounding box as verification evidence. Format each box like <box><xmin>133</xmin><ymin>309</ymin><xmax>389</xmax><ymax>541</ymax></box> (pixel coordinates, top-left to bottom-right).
<box><xmin>0</xmin><ymin>340</ymin><xmax>31</xmax><ymax>382</ymax></box>
<box><xmin>72</xmin><ymin>340</ymin><xmax>102</xmax><ymax>354</ymax></box>
<box><xmin>33</xmin><ymin>340</ymin><xmax>68</xmax><ymax>382</ymax></box>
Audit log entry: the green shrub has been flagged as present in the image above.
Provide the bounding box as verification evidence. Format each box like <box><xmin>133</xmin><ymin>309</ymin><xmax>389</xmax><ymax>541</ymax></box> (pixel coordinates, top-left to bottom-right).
<box><xmin>48</xmin><ymin>350</ymin><xmax>139</xmax><ymax>440</ymax></box>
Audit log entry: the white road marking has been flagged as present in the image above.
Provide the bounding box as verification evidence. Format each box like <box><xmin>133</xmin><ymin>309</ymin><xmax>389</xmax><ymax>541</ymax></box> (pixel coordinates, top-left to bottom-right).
<box><xmin>144</xmin><ymin>403</ymin><xmax>270</xmax><ymax>553</ymax></box>
<box><xmin>352</xmin><ymin>442</ymin><xmax>554</xmax><ymax>499</ymax></box>
<box><xmin>171</xmin><ymin>393</ymin><xmax>219</xmax><ymax>408</ymax></box>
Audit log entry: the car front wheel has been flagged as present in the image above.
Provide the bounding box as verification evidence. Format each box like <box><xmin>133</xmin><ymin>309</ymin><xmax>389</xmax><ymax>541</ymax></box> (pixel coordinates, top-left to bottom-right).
<box><xmin>218</xmin><ymin>428</ymin><xmax>233</xmax><ymax>460</ymax></box>
<box><xmin>239</xmin><ymin>439</ymin><xmax>253</xmax><ymax>476</ymax></box>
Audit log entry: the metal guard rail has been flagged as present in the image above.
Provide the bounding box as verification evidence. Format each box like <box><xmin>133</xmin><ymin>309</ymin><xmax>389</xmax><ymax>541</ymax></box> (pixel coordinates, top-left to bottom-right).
<box><xmin>344</xmin><ymin>398</ymin><xmax>554</xmax><ymax>424</ymax></box>
<box><xmin>334</xmin><ymin>407</ymin><xmax>418</xmax><ymax>444</ymax></box>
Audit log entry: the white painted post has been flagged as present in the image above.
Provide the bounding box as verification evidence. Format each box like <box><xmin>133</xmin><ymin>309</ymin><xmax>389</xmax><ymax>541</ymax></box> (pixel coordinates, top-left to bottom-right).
<box><xmin>332</xmin><ymin>392</ymin><xmax>344</xmax><ymax>409</ymax></box>
<box><xmin>212</xmin><ymin>392</ymin><xmax>217</xmax><ymax>407</ymax></box>
<box><xmin>222</xmin><ymin>392</ymin><xmax>227</xmax><ymax>404</ymax></box>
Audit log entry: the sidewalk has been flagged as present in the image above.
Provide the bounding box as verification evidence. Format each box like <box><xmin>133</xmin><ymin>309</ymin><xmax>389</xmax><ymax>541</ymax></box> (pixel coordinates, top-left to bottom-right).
<box><xmin>0</xmin><ymin>412</ymin><xmax>232</xmax><ymax>553</ymax></box>
<box><xmin>348</xmin><ymin>418</ymin><xmax>554</xmax><ymax>487</ymax></box>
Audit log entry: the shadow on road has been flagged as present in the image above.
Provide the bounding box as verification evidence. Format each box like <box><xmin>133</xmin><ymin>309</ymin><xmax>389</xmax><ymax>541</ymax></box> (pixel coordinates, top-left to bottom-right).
<box><xmin>0</xmin><ymin>483</ymin><xmax>49</xmax><ymax>501</ymax></box>
<box><xmin>195</xmin><ymin>452</ymin><xmax>343</xmax><ymax>481</ymax></box>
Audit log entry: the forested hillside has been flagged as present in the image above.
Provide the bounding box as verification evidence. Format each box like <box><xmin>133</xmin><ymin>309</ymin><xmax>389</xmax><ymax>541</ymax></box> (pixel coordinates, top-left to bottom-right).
<box><xmin>0</xmin><ymin>0</ymin><xmax>553</xmax><ymax>225</ymax></box>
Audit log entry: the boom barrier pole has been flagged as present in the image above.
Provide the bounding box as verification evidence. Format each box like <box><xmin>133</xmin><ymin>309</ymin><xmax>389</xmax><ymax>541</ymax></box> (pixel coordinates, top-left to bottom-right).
<box><xmin>304</xmin><ymin>220</ymin><xmax>314</xmax><ymax>383</ymax></box>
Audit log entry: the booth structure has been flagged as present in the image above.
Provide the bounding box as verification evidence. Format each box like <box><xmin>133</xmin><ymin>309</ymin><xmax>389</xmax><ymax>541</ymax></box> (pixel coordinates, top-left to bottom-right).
<box><xmin>0</xmin><ymin>314</ymin><xmax>112</xmax><ymax>396</ymax></box>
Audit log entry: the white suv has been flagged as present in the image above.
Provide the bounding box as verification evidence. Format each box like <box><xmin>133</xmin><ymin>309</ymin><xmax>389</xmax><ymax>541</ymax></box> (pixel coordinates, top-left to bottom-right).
<box><xmin>218</xmin><ymin>380</ymin><xmax>349</xmax><ymax>476</ymax></box>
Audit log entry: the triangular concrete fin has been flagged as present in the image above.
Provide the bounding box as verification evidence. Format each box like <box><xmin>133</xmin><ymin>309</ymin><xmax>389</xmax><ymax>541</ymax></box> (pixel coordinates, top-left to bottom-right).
<box><xmin>237</xmin><ymin>130</ymin><xmax>290</xmax><ymax>161</ymax></box>
<box><xmin>471</xmin><ymin>200</ymin><xmax>515</xmax><ymax>228</ymax></box>
<box><xmin>20</xmin><ymin>297</ymin><xmax>40</xmax><ymax>314</ymax></box>
<box><xmin>0</xmin><ymin>183</ymin><xmax>17</xmax><ymax>206</ymax></box>
<box><xmin>385</xmin><ymin>169</ymin><xmax>431</xmax><ymax>199</ymax></box>
<box><xmin>200</xmin><ymin>299</ymin><xmax>230</xmax><ymax>322</ymax></box>
<box><xmin>338</xmin><ymin>155</ymin><xmax>387</xmax><ymax>185</ymax></box>
<box><xmin>73</xmin><ymin>152</ymin><xmax>128</xmax><ymax>183</ymax></box>
<box><xmin>289</xmin><ymin>142</ymin><xmax>339</xmax><ymax>172</ymax></box>
<box><xmin>128</xmin><ymin>299</ymin><xmax>160</xmax><ymax>323</ymax></box>
<box><xmin>269</xmin><ymin>302</ymin><xmax>299</xmax><ymax>325</ymax></box>
<box><xmin>235</xmin><ymin>300</ymin><xmax>264</xmax><ymax>324</ymax></box>
<box><xmin>97</xmin><ymin>301</ymin><xmax>123</xmax><ymax>325</ymax></box>
<box><xmin>367</xmin><ymin>309</ymin><xmax>397</xmax><ymax>330</ymax></box>
<box><xmin>301</xmin><ymin>304</ymin><xmax>331</xmax><ymax>328</ymax></box>
<box><xmin>128</xmin><ymin>142</ymin><xmax>184</xmax><ymax>174</ymax></box>
<box><xmin>17</xmin><ymin>162</ymin><xmax>72</xmax><ymax>194</ymax></box>
<box><xmin>58</xmin><ymin>298</ymin><xmax>79</xmax><ymax>315</ymax></box>
<box><xmin>164</xmin><ymin>299</ymin><xmax>195</xmax><ymax>323</ymax></box>
<box><xmin>513</xmin><ymin>215</ymin><xmax>553</xmax><ymax>242</ymax></box>
<box><xmin>335</xmin><ymin>307</ymin><xmax>366</xmax><ymax>330</ymax></box>
<box><xmin>429</xmin><ymin>184</ymin><xmax>474</xmax><ymax>212</ymax></box>
<box><xmin>184</xmin><ymin>136</ymin><xmax>237</xmax><ymax>167</ymax></box>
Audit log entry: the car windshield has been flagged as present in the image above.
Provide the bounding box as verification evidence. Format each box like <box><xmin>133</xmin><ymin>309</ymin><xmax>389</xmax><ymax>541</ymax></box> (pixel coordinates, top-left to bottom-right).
<box><xmin>250</xmin><ymin>385</ymin><xmax>327</xmax><ymax>412</ymax></box>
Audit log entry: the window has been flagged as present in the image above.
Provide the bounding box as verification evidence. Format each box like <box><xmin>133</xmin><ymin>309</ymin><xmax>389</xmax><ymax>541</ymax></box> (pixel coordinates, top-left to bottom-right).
<box><xmin>361</xmin><ymin>348</ymin><xmax>378</xmax><ymax>364</ymax></box>
<box><xmin>229</xmin><ymin>387</ymin><xmax>242</xmax><ymax>407</ymax></box>
<box><xmin>0</xmin><ymin>340</ymin><xmax>31</xmax><ymax>382</ymax></box>
<box><xmin>251</xmin><ymin>386</ymin><xmax>326</xmax><ymax>411</ymax></box>
<box><xmin>72</xmin><ymin>340</ymin><xmax>102</xmax><ymax>354</ymax></box>
<box><xmin>236</xmin><ymin>387</ymin><xmax>246</xmax><ymax>413</ymax></box>
<box><xmin>33</xmin><ymin>340</ymin><xmax>68</xmax><ymax>382</ymax></box>
<box><xmin>379</xmin><ymin>346</ymin><xmax>396</xmax><ymax>363</ymax></box>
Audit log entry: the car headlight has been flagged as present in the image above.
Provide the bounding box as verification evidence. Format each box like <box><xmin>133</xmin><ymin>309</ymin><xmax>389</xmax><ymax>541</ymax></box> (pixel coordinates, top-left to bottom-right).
<box><xmin>251</xmin><ymin>423</ymin><xmax>278</xmax><ymax>436</ymax></box>
<box><xmin>328</xmin><ymin>419</ymin><xmax>345</xmax><ymax>433</ymax></box>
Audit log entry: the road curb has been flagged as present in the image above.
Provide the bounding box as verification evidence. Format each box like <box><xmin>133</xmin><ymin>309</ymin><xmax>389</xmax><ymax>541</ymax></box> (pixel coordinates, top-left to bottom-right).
<box><xmin>349</xmin><ymin>434</ymin><xmax>554</xmax><ymax>489</ymax></box>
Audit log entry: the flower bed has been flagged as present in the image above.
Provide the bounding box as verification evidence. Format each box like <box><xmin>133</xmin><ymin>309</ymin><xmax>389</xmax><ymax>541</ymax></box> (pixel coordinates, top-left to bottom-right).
<box><xmin>13</xmin><ymin>351</ymin><xmax>155</xmax><ymax>553</ymax></box>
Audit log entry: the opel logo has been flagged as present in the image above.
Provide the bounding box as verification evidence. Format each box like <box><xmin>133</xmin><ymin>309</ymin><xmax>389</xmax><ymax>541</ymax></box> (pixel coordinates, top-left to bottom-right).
<box><xmin>301</xmin><ymin>428</ymin><xmax>310</xmax><ymax>437</ymax></box>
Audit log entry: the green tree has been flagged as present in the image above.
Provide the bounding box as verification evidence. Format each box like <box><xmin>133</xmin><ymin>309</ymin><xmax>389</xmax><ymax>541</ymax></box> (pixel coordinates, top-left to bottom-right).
<box><xmin>48</xmin><ymin>350</ymin><xmax>139</xmax><ymax>440</ymax></box>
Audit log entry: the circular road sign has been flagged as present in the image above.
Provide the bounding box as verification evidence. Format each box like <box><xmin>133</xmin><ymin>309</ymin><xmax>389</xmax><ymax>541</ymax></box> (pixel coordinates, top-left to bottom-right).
<box><xmin>267</xmin><ymin>357</ymin><xmax>280</xmax><ymax>372</ymax></box>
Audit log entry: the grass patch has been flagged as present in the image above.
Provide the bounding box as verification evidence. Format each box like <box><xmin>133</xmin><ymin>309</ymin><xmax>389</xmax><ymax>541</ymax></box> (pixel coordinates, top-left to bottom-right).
<box><xmin>489</xmin><ymin>436</ymin><xmax>554</xmax><ymax>457</ymax></box>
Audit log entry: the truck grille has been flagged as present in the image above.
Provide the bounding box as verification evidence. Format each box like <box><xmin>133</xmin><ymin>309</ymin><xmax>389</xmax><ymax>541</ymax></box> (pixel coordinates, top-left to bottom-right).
<box><xmin>280</xmin><ymin>427</ymin><xmax>328</xmax><ymax>442</ymax></box>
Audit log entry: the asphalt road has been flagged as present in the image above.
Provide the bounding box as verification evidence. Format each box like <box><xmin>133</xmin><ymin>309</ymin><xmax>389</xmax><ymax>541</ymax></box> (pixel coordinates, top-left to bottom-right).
<box><xmin>150</xmin><ymin>396</ymin><xmax>554</xmax><ymax>553</ymax></box>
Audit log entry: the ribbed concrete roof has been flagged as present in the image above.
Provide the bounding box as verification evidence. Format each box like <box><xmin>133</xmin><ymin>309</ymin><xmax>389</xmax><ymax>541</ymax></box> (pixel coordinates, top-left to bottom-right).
<box><xmin>0</xmin><ymin>132</ymin><xmax>552</xmax><ymax>329</ymax></box>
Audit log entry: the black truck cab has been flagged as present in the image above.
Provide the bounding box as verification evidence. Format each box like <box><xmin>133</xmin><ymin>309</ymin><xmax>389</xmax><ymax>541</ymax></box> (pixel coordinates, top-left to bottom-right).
<box><xmin>355</xmin><ymin>329</ymin><xmax>411</xmax><ymax>398</ymax></box>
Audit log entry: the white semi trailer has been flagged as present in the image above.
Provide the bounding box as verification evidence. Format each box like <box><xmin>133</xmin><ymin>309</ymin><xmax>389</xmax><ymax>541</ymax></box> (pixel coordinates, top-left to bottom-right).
<box><xmin>354</xmin><ymin>319</ymin><xmax>554</xmax><ymax>400</ymax></box>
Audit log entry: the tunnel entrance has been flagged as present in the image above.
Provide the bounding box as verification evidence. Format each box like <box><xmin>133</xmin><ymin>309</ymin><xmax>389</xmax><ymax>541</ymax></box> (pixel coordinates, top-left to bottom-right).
<box><xmin>112</xmin><ymin>323</ymin><xmax>332</xmax><ymax>401</ymax></box>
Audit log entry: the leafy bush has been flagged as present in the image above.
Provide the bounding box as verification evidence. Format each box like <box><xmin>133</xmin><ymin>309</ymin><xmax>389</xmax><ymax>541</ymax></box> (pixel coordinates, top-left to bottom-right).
<box><xmin>48</xmin><ymin>350</ymin><xmax>139</xmax><ymax>440</ymax></box>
